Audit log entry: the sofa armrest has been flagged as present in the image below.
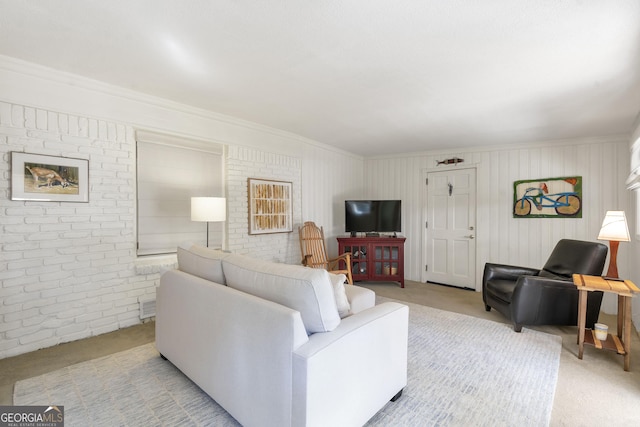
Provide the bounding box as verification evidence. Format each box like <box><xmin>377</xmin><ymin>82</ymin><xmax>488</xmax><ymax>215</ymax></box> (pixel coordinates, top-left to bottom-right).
<box><xmin>292</xmin><ymin>302</ymin><xmax>409</xmax><ymax>427</ymax></box>
<box><xmin>344</xmin><ymin>284</ymin><xmax>375</xmax><ymax>314</ymax></box>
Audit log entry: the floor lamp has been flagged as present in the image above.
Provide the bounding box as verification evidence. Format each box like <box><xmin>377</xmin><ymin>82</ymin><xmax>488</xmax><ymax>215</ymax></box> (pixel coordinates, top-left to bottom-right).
<box><xmin>597</xmin><ymin>210</ymin><xmax>630</xmax><ymax>279</ymax></box>
<box><xmin>191</xmin><ymin>197</ymin><xmax>226</xmax><ymax>247</ymax></box>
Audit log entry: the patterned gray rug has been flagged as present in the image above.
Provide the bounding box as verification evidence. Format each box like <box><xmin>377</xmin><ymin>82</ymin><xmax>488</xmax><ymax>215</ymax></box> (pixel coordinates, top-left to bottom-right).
<box><xmin>14</xmin><ymin>298</ymin><xmax>561</xmax><ymax>426</ymax></box>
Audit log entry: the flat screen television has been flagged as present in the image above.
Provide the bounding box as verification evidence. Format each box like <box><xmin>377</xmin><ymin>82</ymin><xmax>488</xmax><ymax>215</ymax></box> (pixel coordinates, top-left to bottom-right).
<box><xmin>345</xmin><ymin>200</ymin><xmax>401</xmax><ymax>234</ymax></box>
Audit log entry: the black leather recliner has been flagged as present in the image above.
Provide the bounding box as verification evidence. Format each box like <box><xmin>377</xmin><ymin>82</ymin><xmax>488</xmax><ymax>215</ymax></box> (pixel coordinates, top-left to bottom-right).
<box><xmin>482</xmin><ymin>239</ymin><xmax>608</xmax><ymax>332</ymax></box>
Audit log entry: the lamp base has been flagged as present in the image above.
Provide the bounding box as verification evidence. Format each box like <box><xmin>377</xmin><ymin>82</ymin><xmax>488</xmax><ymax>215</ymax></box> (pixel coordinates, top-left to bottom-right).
<box><xmin>605</xmin><ymin>240</ymin><xmax>620</xmax><ymax>279</ymax></box>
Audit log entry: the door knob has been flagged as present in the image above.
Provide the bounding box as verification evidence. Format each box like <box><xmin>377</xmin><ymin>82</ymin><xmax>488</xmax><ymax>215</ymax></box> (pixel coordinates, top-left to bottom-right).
<box><xmin>465</xmin><ymin>235</ymin><xmax>475</xmax><ymax>239</ymax></box>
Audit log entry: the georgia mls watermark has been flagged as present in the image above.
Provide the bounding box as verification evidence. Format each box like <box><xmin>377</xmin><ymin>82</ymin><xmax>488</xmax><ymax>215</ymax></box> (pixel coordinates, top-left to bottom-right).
<box><xmin>0</xmin><ymin>406</ymin><xmax>64</xmax><ymax>427</ymax></box>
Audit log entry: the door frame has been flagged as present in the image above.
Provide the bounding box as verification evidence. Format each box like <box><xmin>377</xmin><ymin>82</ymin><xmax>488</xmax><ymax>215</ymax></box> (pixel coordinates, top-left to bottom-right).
<box><xmin>421</xmin><ymin>165</ymin><xmax>479</xmax><ymax>290</ymax></box>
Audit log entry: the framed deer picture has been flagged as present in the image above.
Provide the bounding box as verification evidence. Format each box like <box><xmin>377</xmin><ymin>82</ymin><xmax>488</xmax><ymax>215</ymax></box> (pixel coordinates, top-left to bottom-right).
<box><xmin>248</xmin><ymin>178</ymin><xmax>293</xmax><ymax>234</ymax></box>
<box><xmin>11</xmin><ymin>152</ymin><xmax>89</xmax><ymax>202</ymax></box>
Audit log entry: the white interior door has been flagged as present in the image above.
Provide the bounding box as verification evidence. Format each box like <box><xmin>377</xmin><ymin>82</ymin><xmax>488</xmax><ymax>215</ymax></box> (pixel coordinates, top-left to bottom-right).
<box><xmin>425</xmin><ymin>168</ymin><xmax>476</xmax><ymax>288</ymax></box>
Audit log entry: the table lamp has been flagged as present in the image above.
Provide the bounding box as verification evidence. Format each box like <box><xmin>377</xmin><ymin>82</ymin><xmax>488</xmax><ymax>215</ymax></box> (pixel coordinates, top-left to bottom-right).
<box><xmin>191</xmin><ymin>197</ymin><xmax>226</xmax><ymax>247</ymax></box>
<box><xmin>597</xmin><ymin>210</ymin><xmax>630</xmax><ymax>278</ymax></box>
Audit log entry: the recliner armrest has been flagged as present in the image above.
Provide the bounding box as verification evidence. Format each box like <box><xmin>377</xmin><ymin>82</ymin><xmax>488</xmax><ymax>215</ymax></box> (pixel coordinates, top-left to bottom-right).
<box><xmin>511</xmin><ymin>275</ymin><xmax>603</xmax><ymax>329</ymax></box>
<box><xmin>512</xmin><ymin>275</ymin><xmax>575</xmax><ymax>303</ymax></box>
<box><xmin>482</xmin><ymin>263</ymin><xmax>540</xmax><ymax>286</ymax></box>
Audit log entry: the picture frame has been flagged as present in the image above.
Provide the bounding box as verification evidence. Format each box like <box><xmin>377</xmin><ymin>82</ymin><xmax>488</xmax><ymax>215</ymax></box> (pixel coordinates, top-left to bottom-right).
<box><xmin>248</xmin><ymin>178</ymin><xmax>293</xmax><ymax>234</ymax></box>
<box><xmin>513</xmin><ymin>176</ymin><xmax>582</xmax><ymax>218</ymax></box>
<box><xmin>11</xmin><ymin>152</ymin><xmax>89</xmax><ymax>202</ymax></box>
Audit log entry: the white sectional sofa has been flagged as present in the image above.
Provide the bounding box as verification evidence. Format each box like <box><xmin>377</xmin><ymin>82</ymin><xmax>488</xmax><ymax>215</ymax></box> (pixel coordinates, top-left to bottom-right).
<box><xmin>156</xmin><ymin>244</ymin><xmax>409</xmax><ymax>427</ymax></box>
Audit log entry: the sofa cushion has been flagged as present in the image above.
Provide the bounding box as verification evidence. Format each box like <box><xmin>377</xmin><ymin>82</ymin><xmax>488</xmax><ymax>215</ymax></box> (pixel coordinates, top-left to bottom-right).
<box><xmin>222</xmin><ymin>254</ymin><xmax>341</xmax><ymax>334</ymax></box>
<box><xmin>177</xmin><ymin>244</ymin><xmax>229</xmax><ymax>285</ymax></box>
<box><xmin>329</xmin><ymin>273</ymin><xmax>351</xmax><ymax>318</ymax></box>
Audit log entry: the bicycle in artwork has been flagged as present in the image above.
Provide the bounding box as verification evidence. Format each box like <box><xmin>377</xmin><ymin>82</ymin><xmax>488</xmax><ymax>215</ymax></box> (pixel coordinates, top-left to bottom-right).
<box><xmin>513</xmin><ymin>177</ymin><xmax>582</xmax><ymax>218</ymax></box>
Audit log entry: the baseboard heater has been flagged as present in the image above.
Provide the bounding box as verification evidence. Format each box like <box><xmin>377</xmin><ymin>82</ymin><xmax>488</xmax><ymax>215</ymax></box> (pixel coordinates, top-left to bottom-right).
<box><xmin>139</xmin><ymin>296</ymin><xmax>156</xmax><ymax>319</ymax></box>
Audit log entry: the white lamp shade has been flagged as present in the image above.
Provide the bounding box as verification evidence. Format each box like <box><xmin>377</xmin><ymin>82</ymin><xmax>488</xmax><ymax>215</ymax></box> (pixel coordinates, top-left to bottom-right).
<box><xmin>597</xmin><ymin>211</ymin><xmax>630</xmax><ymax>242</ymax></box>
<box><xmin>191</xmin><ymin>197</ymin><xmax>226</xmax><ymax>222</ymax></box>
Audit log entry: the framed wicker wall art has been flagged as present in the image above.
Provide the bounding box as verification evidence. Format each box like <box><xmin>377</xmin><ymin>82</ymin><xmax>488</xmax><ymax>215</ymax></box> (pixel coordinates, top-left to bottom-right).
<box><xmin>248</xmin><ymin>178</ymin><xmax>293</xmax><ymax>234</ymax></box>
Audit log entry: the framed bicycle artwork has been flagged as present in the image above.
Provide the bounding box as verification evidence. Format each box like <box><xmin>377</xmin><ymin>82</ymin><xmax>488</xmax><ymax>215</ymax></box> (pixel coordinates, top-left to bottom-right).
<box><xmin>513</xmin><ymin>176</ymin><xmax>582</xmax><ymax>218</ymax></box>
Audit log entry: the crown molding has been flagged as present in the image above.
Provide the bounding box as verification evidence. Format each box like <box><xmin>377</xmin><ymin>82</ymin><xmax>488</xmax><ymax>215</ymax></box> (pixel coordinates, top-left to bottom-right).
<box><xmin>366</xmin><ymin>134</ymin><xmax>631</xmax><ymax>160</ymax></box>
<box><xmin>0</xmin><ymin>55</ymin><xmax>361</xmax><ymax>159</ymax></box>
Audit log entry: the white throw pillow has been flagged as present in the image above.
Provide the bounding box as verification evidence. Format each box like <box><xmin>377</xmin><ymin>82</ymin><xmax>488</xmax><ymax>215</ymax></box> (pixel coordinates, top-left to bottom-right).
<box><xmin>177</xmin><ymin>245</ymin><xmax>228</xmax><ymax>284</ymax></box>
<box><xmin>329</xmin><ymin>273</ymin><xmax>351</xmax><ymax>318</ymax></box>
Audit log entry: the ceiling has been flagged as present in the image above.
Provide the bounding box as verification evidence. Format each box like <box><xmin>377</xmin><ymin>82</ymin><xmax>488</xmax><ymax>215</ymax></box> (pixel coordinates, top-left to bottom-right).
<box><xmin>1</xmin><ymin>1</ymin><xmax>639</xmax><ymax>157</ymax></box>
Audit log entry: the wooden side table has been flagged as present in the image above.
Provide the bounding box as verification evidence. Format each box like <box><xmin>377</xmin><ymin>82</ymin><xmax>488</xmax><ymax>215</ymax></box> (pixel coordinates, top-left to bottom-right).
<box><xmin>573</xmin><ymin>274</ymin><xmax>640</xmax><ymax>371</ymax></box>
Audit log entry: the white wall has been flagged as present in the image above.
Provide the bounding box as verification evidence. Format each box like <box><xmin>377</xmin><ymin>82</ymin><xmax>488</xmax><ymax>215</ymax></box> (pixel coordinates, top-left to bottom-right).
<box><xmin>627</xmin><ymin>116</ymin><xmax>640</xmax><ymax>327</ymax></box>
<box><xmin>1</xmin><ymin>54</ymin><xmax>635</xmax><ymax>357</ymax></box>
<box><xmin>364</xmin><ymin>138</ymin><xmax>633</xmax><ymax>313</ymax></box>
<box><xmin>0</xmin><ymin>104</ymin><xmax>142</xmax><ymax>358</ymax></box>
<box><xmin>299</xmin><ymin>144</ymin><xmax>365</xmax><ymax>256</ymax></box>
<box><xmin>226</xmin><ymin>145</ymin><xmax>302</xmax><ymax>264</ymax></box>
<box><xmin>0</xmin><ymin>57</ymin><xmax>364</xmax><ymax>358</ymax></box>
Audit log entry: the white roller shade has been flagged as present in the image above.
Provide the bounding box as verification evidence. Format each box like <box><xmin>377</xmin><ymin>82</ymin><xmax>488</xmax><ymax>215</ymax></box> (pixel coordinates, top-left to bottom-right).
<box><xmin>136</xmin><ymin>131</ymin><xmax>224</xmax><ymax>255</ymax></box>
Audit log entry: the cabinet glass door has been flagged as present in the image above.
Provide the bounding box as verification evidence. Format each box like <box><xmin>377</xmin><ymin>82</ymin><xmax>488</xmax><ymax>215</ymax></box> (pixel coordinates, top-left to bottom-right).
<box><xmin>375</xmin><ymin>245</ymin><xmax>399</xmax><ymax>276</ymax></box>
<box><xmin>344</xmin><ymin>245</ymin><xmax>367</xmax><ymax>276</ymax></box>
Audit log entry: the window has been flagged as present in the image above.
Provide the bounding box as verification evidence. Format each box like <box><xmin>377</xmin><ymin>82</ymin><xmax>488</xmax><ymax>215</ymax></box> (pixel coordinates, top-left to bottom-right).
<box><xmin>628</xmin><ymin>137</ymin><xmax>640</xmax><ymax>239</ymax></box>
<box><xmin>136</xmin><ymin>131</ymin><xmax>224</xmax><ymax>256</ymax></box>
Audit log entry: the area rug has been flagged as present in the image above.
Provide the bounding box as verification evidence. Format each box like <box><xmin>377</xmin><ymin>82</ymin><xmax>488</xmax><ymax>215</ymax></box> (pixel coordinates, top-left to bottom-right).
<box><xmin>14</xmin><ymin>298</ymin><xmax>561</xmax><ymax>426</ymax></box>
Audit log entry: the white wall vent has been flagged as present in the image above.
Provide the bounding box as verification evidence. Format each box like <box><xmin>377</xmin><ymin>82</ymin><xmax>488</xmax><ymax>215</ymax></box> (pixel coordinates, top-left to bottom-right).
<box><xmin>139</xmin><ymin>296</ymin><xmax>156</xmax><ymax>319</ymax></box>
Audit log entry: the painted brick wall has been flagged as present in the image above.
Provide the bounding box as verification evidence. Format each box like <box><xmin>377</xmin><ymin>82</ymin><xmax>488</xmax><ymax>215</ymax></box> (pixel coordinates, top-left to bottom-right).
<box><xmin>0</xmin><ymin>101</ymin><xmax>160</xmax><ymax>359</ymax></box>
<box><xmin>226</xmin><ymin>145</ymin><xmax>302</xmax><ymax>264</ymax></box>
<box><xmin>0</xmin><ymin>101</ymin><xmax>308</xmax><ymax>358</ymax></box>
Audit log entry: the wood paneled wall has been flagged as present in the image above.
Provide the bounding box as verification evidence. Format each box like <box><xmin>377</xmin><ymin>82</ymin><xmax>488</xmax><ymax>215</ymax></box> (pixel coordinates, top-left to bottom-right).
<box><xmin>300</xmin><ymin>144</ymin><xmax>364</xmax><ymax>257</ymax></box>
<box><xmin>363</xmin><ymin>137</ymin><xmax>633</xmax><ymax>294</ymax></box>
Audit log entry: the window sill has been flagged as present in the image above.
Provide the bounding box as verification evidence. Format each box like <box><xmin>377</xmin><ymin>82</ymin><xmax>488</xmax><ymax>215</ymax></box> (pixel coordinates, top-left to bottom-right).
<box><xmin>135</xmin><ymin>254</ymin><xmax>178</xmax><ymax>275</ymax></box>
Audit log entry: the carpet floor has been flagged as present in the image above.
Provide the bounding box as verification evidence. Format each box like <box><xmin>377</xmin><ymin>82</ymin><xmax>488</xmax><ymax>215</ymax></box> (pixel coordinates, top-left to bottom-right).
<box><xmin>14</xmin><ymin>298</ymin><xmax>561</xmax><ymax>426</ymax></box>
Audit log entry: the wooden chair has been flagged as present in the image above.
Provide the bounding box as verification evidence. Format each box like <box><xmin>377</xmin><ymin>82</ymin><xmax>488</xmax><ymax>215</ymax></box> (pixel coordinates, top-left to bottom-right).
<box><xmin>298</xmin><ymin>221</ymin><xmax>353</xmax><ymax>284</ymax></box>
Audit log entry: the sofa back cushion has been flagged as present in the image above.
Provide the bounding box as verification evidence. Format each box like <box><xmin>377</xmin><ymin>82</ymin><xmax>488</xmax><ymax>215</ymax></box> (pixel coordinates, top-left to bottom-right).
<box><xmin>222</xmin><ymin>254</ymin><xmax>341</xmax><ymax>334</ymax></box>
<box><xmin>177</xmin><ymin>244</ymin><xmax>229</xmax><ymax>285</ymax></box>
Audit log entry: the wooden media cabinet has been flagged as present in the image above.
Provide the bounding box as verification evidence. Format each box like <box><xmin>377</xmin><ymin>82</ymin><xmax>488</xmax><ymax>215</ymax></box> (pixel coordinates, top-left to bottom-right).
<box><xmin>337</xmin><ymin>236</ymin><xmax>405</xmax><ymax>288</ymax></box>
